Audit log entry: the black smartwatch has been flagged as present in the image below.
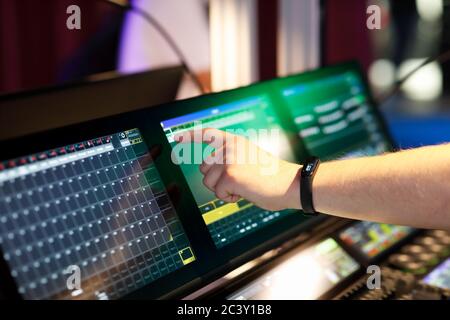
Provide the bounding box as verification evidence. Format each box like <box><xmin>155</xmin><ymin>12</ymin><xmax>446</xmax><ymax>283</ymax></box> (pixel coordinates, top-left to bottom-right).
<box><xmin>300</xmin><ymin>156</ymin><xmax>321</xmax><ymax>216</ymax></box>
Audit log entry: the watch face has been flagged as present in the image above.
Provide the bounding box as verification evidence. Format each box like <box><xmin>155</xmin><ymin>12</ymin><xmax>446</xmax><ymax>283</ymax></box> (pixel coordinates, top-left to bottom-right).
<box><xmin>302</xmin><ymin>158</ymin><xmax>320</xmax><ymax>177</ymax></box>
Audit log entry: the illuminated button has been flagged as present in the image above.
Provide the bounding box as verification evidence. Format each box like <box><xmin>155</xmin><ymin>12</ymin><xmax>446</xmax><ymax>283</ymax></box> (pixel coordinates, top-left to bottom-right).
<box><xmin>403</xmin><ymin>262</ymin><xmax>427</xmax><ymax>275</ymax></box>
<box><xmin>85</xmin><ymin>140</ymin><xmax>94</xmax><ymax>149</ymax></box>
<box><xmin>103</xmin><ymin>136</ymin><xmax>112</xmax><ymax>144</ymax></box>
<box><xmin>429</xmin><ymin>244</ymin><xmax>447</xmax><ymax>257</ymax></box>
<box><xmin>47</xmin><ymin>150</ymin><xmax>58</xmax><ymax>158</ymax></box>
<box><xmin>7</xmin><ymin>160</ymin><xmax>17</xmax><ymax>168</ymax></box>
<box><xmin>213</xmin><ymin>199</ymin><xmax>226</xmax><ymax>208</ymax></box>
<box><xmin>389</xmin><ymin>253</ymin><xmax>413</xmax><ymax>268</ymax></box>
<box><xmin>426</xmin><ymin>230</ymin><xmax>450</xmax><ymax>238</ymax></box>
<box><xmin>414</xmin><ymin>236</ymin><xmax>438</xmax><ymax>246</ymax></box>
<box><xmin>199</xmin><ymin>203</ymin><xmax>214</xmax><ymax>214</ymax></box>
<box><xmin>435</xmin><ymin>236</ymin><xmax>450</xmax><ymax>246</ymax></box>
<box><xmin>119</xmin><ymin>132</ymin><xmax>127</xmax><ymax>140</ymax></box>
<box><xmin>401</xmin><ymin>244</ymin><xmax>425</xmax><ymax>256</ymax></box>
<box><xmin>368</xmin><ymin>248</ymin><xmax>380</xmax><ymax>257</ymax></box>
<box><xmin>38</xmin><ymin>152</ymin><xmax>48</xmax><ymax>160</ymax></box>
<box><xmin>416</xmin><ymin>252</ymin><xmax>439</xmax><ymax>267</ymax></box>
<box><xmin>424</xmin><ymin>231</ymin><xmax>450</xmax><ymax>246</ymax></box>
<box><xmin>66</xmin><ymin>145</ymin><xmax>76</xmax><ymax>153</ymax></box>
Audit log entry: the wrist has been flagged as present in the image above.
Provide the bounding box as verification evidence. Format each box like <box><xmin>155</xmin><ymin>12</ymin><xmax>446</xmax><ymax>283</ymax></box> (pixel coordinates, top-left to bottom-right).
<box><xmin>283</xmin><ymin>163</ymin><xmax>302</xmax><ymax>210</ymax></box>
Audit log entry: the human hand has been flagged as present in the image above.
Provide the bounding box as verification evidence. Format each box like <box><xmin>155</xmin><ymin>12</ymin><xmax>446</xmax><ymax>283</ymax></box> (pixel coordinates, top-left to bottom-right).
<box><xmin>174</xmin><ymin>128</ymin><xmax>301</xmax><ymax>211</ymax></box>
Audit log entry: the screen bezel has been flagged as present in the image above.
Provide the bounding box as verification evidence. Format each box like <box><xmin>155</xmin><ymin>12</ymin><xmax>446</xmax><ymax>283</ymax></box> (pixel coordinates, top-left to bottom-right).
<box><xmin>0</xmin><ymin>61</ymin><xmax>395</xmax><ymax>299</ymax></box>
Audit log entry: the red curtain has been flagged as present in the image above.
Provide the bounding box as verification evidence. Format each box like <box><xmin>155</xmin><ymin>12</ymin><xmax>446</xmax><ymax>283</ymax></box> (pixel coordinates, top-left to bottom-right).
<box><xmin>324</xmin><ymin>0</ymin><xmax>373</xmax><ymax>71</ymax></box>
<box><xmin>0</xmin><ymin>0</ymin><xmax>121</xmax><ymax>94</ymax></box>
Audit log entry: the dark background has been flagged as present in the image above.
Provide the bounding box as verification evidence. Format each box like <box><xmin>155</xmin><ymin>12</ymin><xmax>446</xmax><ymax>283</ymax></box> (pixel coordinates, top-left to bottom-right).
<box><xmin>1</xmin><ymin>0</ymin><xmax>450</xmax><ymax>148</ymax></box>
<box><xmin>0</xmin><ymin>0</ymin><xmax>124</xmax><ymax>93</ymax></box>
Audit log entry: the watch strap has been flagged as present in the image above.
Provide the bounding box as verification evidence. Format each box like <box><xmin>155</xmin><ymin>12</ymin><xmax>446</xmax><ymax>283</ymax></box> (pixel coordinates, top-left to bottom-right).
<box><xmin>300</xmin><ymin>157</ymin><xmax>320</xmax><ymax>216</ymax></box>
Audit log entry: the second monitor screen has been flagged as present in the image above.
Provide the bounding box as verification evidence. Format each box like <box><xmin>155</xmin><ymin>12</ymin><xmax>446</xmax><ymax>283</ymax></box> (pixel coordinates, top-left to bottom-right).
<box><xmin>279</xmin><ymin>70</ymin><xmax>390</xmax><ymax>160</ymax></box>
<box><xmin>161</xmin><ymin>95</ymin><xmax>297</xmax><ymax>248</ymax></box>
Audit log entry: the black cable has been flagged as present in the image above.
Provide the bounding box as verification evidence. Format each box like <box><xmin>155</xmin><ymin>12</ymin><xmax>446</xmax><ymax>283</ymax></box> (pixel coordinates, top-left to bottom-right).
<box><xmin>100</xmin><ymin>0</ymin><xmax>207</xmax><ymax>94</ymax></box>
<box><xmin>378</xmin><ymin>48</ymin><xmax>450</xmax><ymax>104</ymax></box>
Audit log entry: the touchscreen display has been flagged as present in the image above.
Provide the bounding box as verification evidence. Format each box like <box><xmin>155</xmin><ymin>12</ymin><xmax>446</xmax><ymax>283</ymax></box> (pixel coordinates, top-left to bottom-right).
<box><xmin>0</xmin><ymin>129</ymin><xmax>195</xmax><ymax>300</ymax></box>
<box><xmin>339</xmin><ymin>221</ymin><xmax>413</xmax><ymax>259</ymax></box>
<box><xmin>161</xmin><ymin>95</ymin><xmax>297</xmax><ymax>248</ymax></box>
<box><xmin>278</xmin><ymin>70</ymin><xmax>389</xmax><ymax>160</ymax></box>
<box><xmin>423</xmin><ymin>258</ymin><xmax>450</xmax><ymax>289</ymax></box>
<box><xmin>227</xmin><ymin>238</ymin><xmax>360</xmax><ymax>300</ymax></box>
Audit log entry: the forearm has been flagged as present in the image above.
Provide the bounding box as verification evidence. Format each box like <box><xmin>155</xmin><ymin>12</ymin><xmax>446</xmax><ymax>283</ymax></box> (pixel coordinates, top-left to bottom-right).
<box><xmin>180</xmin><ymin>129</ymin><xmax>450</xmax><ymax>230</ymax></box>
<box><xmin>302</xmin><ymin>144</ymin><xmax>450</xmax><ymax>229</ymax></box>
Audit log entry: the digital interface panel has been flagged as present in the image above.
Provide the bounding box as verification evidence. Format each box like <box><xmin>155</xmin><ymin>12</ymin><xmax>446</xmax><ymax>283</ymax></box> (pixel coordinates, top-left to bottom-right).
<box><xmin>279</xmin><ymin>71</ymin><xmax>389</xmax><ymax>160</ymax></box>
<box><xmin>339</xmin><ymin>222</ymin><xmax>413</xmax><ymax>259</ymax></box>
<box><xmin>0</xmin><ymin>129</ymin><xmax>195</xmax><ymax>300</ymax></box>
<box><xmin>280</xmin><ymin>70</ymin><xmax>414</xmax><ymax>260</ymax></box>
<box><xmin>227</xmin><ymin>238</ymin><xmax>360</xmax><ymax>300</ymax></box>
<box><xmin>423</xmin><ymin>258</ymin><xmax>450</xmax><ymax>289</ymax></box>
<box><xmin>161</xmin><ymin>96</ymin><xmax>297</xmax><ymax>248</ymax></box>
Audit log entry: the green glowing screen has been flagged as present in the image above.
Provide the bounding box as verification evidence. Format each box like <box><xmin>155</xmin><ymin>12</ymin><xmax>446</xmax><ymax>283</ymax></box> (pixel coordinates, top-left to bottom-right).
<box><xmin>161</xmin><ymin>63</ymin><xmax>392</xmax><ymax>248</ymax></box>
